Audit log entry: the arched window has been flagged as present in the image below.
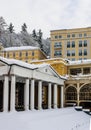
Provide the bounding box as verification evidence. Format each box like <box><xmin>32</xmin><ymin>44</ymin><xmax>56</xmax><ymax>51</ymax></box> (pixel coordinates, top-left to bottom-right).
<box><xmin>65</xmin><ymin>86</ymin><xmax>77</xmax><ymax>100</ymax></box>
<box><xmin>80</xmin><ymin>84</ymin><xmax>91</xmax><ymax>100</ymax></box>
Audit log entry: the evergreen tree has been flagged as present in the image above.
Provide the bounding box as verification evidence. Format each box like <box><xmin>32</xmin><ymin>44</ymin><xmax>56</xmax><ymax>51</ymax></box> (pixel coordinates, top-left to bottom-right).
<box><xmin>0</xmin><ymin>17</ymin><xmax>7</xmax><ymax>37</ymax></box>
<box><xmin>21</xmin><ymin>23</ymin><xmax>27</xmax><ymax>32</ymax></box>
<box><xmin>37</xmin><ymin>29</ymin><xmax>43</xmax><ymax>50</ymax></box>
<box><xmin>32</xmin><ymin>29</ymin><xmax>37</xmax><ymax>39</ymax></box>
<box><xmin>8</xmin><ymin>23</ymin><xmax>14</xmax><ymax>33</ymax></box>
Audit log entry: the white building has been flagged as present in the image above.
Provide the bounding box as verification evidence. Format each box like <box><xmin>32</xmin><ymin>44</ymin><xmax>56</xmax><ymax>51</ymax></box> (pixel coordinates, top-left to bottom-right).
<box><xmin>0</xmin><ymin>57</ymin><xmax>65</xmax><ymax>112</ymax></box>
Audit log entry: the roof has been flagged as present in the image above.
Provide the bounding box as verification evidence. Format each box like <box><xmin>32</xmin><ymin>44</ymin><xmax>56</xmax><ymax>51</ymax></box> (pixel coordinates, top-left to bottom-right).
<box><xmin>0</xmin><ymin>56</ymin><xmax>49</xmax><ymax>70</ymax></box>
<box><xmin>50</xmin><ymin>26</ymin><xmax>91</xmax><ymax>32</ymax></box>
<box><xmin>31</xmin><ymin>58</ymin><xmax>67</xmax><ymax>65</ymax></box>
<box><xmin>3</xmin><ymin>46</ymin><xmax>39</xmax><ymax>51</ymax></box>
<box><xmin>68</xmin><ymin>59</ymin><xmax>91</xmax><ymax>66</ymax></box>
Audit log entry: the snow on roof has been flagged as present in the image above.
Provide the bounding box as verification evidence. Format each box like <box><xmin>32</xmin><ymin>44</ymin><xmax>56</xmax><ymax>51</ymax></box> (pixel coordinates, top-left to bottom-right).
<box><xmin>3</xmin><ymin>46</ymin><xmax>39</xmax><ymax>51</ymax></box>
<box><xmin>0</xmin><ymin>107</ymin><xmax>90</xmax><ymax>130</ymax></box>
<box><xmin>0</xmin><ymin>57</ymin><xmax>49</xmax><ymax>70</ymax></box>
<box><xmin>31</xmin><ymin>58</ymin><xmax>67</xmax><ymax>65</ymax></box>
<box><xmin>68</xmin><ymin>59</ymin><xmax>91</xmax><ymax>65</ymax></box>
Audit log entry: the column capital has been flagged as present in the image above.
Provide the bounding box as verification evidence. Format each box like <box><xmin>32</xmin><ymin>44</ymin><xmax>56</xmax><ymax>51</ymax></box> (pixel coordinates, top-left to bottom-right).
<box><xmin>48</xmin><ymin>82</ymin><xmax>52</xmax><ymax>85</ymax></box>
<box><xmin>38</xmin><ymin>80</ymin><xmax>42</xmax><ymax>82</ymax></box>
<box><xmin>61</xmin><ymin>85</ymin><xmax>64</xmax><ymax>87</ymax></box>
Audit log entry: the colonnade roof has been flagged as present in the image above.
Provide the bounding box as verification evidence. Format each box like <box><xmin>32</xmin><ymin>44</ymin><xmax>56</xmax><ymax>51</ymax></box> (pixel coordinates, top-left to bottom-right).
<box><xmin>0</xmin><ymin>56</ymin><xmax>66</xmax><ymax>82</ymax></box>
<box><xmin>0</xmin><ymin>56</ymin><xmax>50</xmax><ymax>70</ymax></box>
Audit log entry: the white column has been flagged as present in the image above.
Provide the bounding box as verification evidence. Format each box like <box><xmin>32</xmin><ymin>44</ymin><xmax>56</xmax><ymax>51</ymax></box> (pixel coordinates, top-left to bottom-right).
<box><xmin>24</xmin><ymin>78</ymin><xmax>29</xmax><ymax>111</ymax></box>
<box><xmin>30</xmin><ymin>79</ymin><xmax>35</xmax><ymax>110</ymax></box>
<box><xmin>3</xmin><ymin>76</ymin><xmax>9</xmax><ymax>112</ymax></box>
<box><xmin>61</xmin><ymin>86</ymin><xmax>64</xmax><ymax>108</ymax></box>
<box><xmin>48</xmin><ymin>83</ymin><xmax>51</xmax><ymax>109</ymax></box>
<box><xmin>38</xmin><ymin>81</ymin><xmax>42</xmax><ymax>110</ymax></box>
<box><xmin>77</xmin><ymin>83</ymin><xmax>79</xmax><ymax>106</ymax></box>
<box><xmin>10</xmin><ymin>76</ymin><xmax>16</xmax><ymax>112</ymax></box>
<box><xmin>53</xmin><ymin>84</ymin><xmax>57</xmax><ymax>109</ymax></box>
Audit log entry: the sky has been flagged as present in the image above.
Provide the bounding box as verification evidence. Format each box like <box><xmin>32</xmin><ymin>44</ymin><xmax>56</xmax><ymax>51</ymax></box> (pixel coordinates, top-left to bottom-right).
<box><xmin>1</xmin><ymin>0</ymin><xmax>91</xmax><ymax>38</ymax></box>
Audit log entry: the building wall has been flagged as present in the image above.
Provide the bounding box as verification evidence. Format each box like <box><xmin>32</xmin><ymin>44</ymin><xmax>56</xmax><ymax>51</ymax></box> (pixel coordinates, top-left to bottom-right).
<box><xmin>50</xmin><ymin>27</ymin><xmax>91</xmax><ymax>61</ymax></box>
<box><xmin>31</xmin><ymin>58</ymin><xmax>67</xmax><ymax>76</ymax></box>
<box><xmin>0</xmin><ymin>48</ymin><xmax>47</xmax><ymax>63</ymax></box>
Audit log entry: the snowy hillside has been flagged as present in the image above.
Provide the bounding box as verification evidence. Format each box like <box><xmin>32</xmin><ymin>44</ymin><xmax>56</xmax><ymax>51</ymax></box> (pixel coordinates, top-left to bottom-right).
<box><xmin>0</xmin><ymin>107</ymin><xmax>90</xmax><ymax>130</ymax></box>
<box><xmin>0</xmin><ymin>17</ymin><xmax>50</xmax><ymax>56</ymax></box>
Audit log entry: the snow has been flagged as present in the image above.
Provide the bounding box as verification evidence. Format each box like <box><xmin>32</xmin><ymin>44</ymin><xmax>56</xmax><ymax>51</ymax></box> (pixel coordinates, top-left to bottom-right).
<box><xmin>0</xmin><ymin>107</ymin><xmax>90</xmax><ymax>130</ymax></box>
<box><xmin>68</xmin><ymin>59</ymin><xmax>91</xmax><ymax>65</ymax></box>
<box><xmin>66</xmin><ymin>73</ymin><xmax>91</xmax><ymax>80</ymax></box>
<box><xmin>3</xmin><ymin>46</ymin><xmax>39</xmax><ymax>51</ymax></box>
<box><xmin>0</xmin><ymin>56</ymin><xmax>50</xmax><ymax>70</ymax></box>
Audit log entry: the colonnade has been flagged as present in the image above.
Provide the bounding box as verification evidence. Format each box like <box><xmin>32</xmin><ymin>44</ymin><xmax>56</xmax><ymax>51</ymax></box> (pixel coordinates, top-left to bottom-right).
<box><xmin>3</xmin><ymin>75</ymin><xmax>64</xmax><ymax>112</ymax></box>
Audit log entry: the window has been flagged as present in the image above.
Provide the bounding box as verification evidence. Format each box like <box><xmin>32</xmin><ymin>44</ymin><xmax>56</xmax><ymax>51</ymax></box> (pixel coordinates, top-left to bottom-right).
<box><xmin>54</xmin><ymin>42</ymin><xmax>62</xmax><ymax>48</ymax></box>
<box><xmin>72</xmin><ymin>58</ymin><xmax>75</xmax><ymax>61</ymax></box>
<box><xmin>54</xmin><ymin>50</ymin><xmax>62</xmax><ymax>56</ymax></box>
<box><xmin>26</xmin><ymin>52</ymin><xmax>28</xmax><ymax>57</ymax></box>
<box><xmin>71</xmin><ymin>50</ymin><xmax>75</xmax><ymax>56</ymax></box>
<box><xmin>32</xmin><ymin>51</ymin><xmax>34</xmax><ymax>56</ymax></box>
<box><xmin>83</xmin><ymin>68</ymin><xmax>90</xmax><ymax>74</ymax></box>
<box><xmin>13</xmin><ymin>52</ymin><xmax>15</xmax><ymax>57</ymax></box>
<box><xmin>67</xmin><ymin>34</ymin><xmax>70</xmax><ymax>38</ymax></box>
<box><xmin>7</xmin><ymin>53</ymin><xmax>9</xmax><ymax>58</ymax></box>
<box><xmin>84</xmin><ymin>49</ymin><xmax>87</xmax><ymax>55</ymax></box>
<box><xmin>70</xmin><ymin>68</ymin><xmax>81</xmax><ymax>75</ymax></box>
<box><xmin>79</xmin><ymin>34</ymin><xmax>82</xmax><ymax>37</ymax></box>
<box><xmin>67</xmin><ymin>41</ymin><xmax>70</xmax><ymax>48</ymax></box>
<box><xmin>55</xmin><ymin>35</ymin><xmax>58</xmax><ymax>39</ymax></box>
<box><xmin>72</xmin><ymin>41</ymin><xmax>75</xmax><ymax>47</ymax></box>
<box><xmin>19</xmin><ymin>52</ymin><xmax>22</xmax><ymax>57</ymax></box>
<box><xmin>72</xmin><ymin>34</ymin><xmax>75</xmax><ymax>37</ymax></box>
<box><xmin>79</xmin><ymin>58</ymin><xmax>82</xmax><ymax>60</ymax></box>
<box><xmin>84</xmin><ymin>40</ymin><xmax>87</xmax><ymax>47</ymax></box>
<box><xmin>67</xmin><ymin>50</ymin><xmax>70</xmax><ymax>56</ymax></box>
<box><xmin>84</xmin><ymin>33</ymin><xmax>87</xmax><ymax>37</ymax></box>
<box><xmin>59</xmin><ymin>35</ymin><xmax>62</xmax><ymax>38</ymax></box>
<box><xmin>79</xmin><ymin>50</ymin><xmax>82</xmax><ymax>56</ymax></box>
<box><xmin>79</xmin><ymin>41</ymin><xmax>82</xmax><ymax>47</ymax></box>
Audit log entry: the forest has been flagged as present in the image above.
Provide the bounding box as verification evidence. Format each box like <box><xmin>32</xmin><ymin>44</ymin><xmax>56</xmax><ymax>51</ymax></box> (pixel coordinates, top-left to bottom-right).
<box><xmin>0</xmin><ymin>17</ymin><xmax>50</xmax><ymax>56</ymax></box>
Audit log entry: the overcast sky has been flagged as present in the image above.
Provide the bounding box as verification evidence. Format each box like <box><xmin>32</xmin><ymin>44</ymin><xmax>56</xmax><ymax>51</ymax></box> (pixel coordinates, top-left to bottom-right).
<box><xmin>1</xmin><ymin>0</ymin><xmax>91</xmax><ymax>38</ymax></box>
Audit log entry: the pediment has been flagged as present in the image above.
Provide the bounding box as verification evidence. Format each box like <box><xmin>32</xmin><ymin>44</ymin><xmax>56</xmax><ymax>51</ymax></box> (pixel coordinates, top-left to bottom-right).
<box><xmin>36</xmin><ymin>65</ymin><xmax>60</xmax><ymax>78</ymax></box>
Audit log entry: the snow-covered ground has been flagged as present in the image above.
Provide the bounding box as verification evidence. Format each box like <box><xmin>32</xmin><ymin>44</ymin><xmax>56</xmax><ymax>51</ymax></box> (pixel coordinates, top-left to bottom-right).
<box><xmin>0</xmin><ymin>107</ymin><xmax>90</xmax><ymax>130</ymax></box>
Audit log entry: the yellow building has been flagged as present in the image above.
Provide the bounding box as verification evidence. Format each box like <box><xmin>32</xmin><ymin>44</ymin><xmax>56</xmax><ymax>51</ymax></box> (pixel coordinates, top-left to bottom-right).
<box><xmin>50</xmin><ymin>27</ymin><xmax>91</xmax><ymax>61</ymax></box>
<box><xmin>31</xmin><ymin>58</ymin><xmax>91</xmax><ymax>110</ymax></box>
<box><xmin>0</xmin><ymin>46</ymin><xmax>47</xmax><ymax>63</ymax></box>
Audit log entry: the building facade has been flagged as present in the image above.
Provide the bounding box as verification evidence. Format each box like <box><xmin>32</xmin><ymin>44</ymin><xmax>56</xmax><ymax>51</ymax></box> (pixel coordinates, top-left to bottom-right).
<box><xmin>50</xmin><ymin>27</ymin><xmax>91</xmax><ymax>61</ymax></box>
<box><xmin>31</xmin><ymin>58</ymin><xmax>91</xmax><ymax>110</ymax></box>
<box><xmin>0</xmin><ymin>46</ymin><xmax>47</xmax><ymax>63</ymax></box>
